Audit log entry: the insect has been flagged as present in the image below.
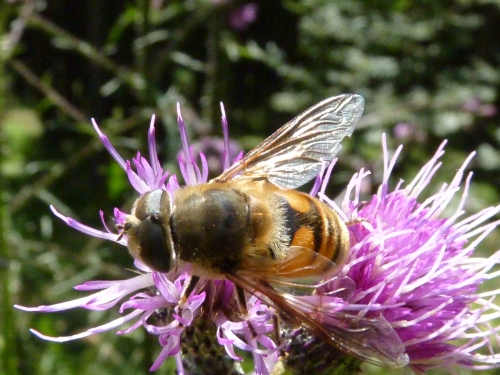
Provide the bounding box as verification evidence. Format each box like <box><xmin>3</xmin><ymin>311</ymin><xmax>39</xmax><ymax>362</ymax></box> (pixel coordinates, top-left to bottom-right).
<box><xmin>118</xmin><ymin>94</ymin><xmax>409</xmax><ymax>368</ymax></box>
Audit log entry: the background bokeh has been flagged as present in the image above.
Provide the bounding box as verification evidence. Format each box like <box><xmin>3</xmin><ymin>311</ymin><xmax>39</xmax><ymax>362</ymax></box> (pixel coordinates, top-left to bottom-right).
<box><xmin>1</xmin><ymin>1</ymin><xmax>500</xmax><ymax>374</ymax></box>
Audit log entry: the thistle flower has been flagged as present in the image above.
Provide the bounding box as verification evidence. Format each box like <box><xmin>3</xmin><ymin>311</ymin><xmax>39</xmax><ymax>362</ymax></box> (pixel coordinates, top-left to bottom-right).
<box><xmin>286</xmin><ymin>136</ymin><xmax>500</xmax><ymax>373</ymax></box>
<box><xmin>16</xmin><ymin>103</ymin><xmax>500</xmax><ymax>375</ymax></box>
<box><xmin>352</xmin><ymin>141</ymin><xmax>500</xmax><ymax>371</ymax></box>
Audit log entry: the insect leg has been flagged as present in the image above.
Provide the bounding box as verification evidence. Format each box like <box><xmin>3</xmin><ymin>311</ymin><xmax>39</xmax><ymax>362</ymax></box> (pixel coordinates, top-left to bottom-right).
<box><xmin>345</xmin><ymin>218</ymin><xmax>366</xmax><ymax>226</ymax></box>
<box><xmin>235</xmin><ymin>285</ymin><xmax>258</xmax><ymax>337</ymax></box>
<box><xmin>235</xmin><ymin>285</ymin><xmax>248</xmax><ymax>315</ymax></box>
<box><xmin>179</xmin><ymin>275</ymin><xmax>200</xmax><ymax>307</ymax></box>
<box><xmin>273</xmin><ymin>313</ymin><xmax>282</xmax><ymax>348</ymax></box>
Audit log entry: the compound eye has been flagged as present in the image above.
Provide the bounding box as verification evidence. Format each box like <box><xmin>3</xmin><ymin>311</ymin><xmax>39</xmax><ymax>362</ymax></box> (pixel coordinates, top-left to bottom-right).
<box><xmin>133</xmin><ymin>217</ymin><xmax>172</xmax><ymax>273</ymax></box>
<box><xmin>134</xmin><ymin>190</ymin><xmax>164</xmax><ymax>220</ymax></box>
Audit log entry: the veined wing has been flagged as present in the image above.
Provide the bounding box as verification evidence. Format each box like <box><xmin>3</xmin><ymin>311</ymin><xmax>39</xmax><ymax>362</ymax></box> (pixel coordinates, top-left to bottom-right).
<box><xmin>227</xmin><ymin>270</ymin><xmax>408</xmax><ymax>368</ymax></box>
<box><xmin>229</xmin><ymin>247</ymin><xmax>408</xmax><ymax>368</ymax></box>
<box><xmin>213</xmin><ymin>94</ymin><xmax>364</xmax><ymax>189</ymax></box>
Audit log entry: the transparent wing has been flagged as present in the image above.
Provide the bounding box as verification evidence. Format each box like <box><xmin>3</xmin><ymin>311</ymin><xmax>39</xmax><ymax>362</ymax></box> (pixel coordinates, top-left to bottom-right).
<box><xmin>214</xmin><ymin>94</ymin><xmax>364</xmax><ymax>189</ymax></box>
<box><xmin>229</xmin><ymin>247</ymin><xmax>409</xmax><ymax>368</ymax></box>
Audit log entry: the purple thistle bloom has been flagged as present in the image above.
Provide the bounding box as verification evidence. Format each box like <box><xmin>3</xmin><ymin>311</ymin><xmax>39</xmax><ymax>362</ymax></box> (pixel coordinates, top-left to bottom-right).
<box><xmin>15</xmin><ymin>102</ymin><xmax>500</xmax><ymax>374</ymax></box>
<box><xmin>320</xmin><ymin>137</ymin><xmax>500</xmax><ymax>372</ymax></box>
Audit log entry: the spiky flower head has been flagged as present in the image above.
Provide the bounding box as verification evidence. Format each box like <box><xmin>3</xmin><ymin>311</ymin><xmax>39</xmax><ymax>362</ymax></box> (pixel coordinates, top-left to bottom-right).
<box><xmin>16</xmin><ymin>103</ymin><xmax>500</xmax><ymax>374</ymax></box>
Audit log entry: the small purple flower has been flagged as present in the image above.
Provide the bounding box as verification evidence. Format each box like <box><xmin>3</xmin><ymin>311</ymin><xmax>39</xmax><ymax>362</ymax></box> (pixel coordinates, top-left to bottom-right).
<box><xmin>462</xmin><ymin>98</ymin><xmax>497</xmax><ymax>117</ymax></box>
<box><xmin>463</xmin><ymin>98</ymin><xmax>482</xmax><ymax>112</ymax></box>
<box><xmin>16</xmin><ymin>102</ymin><xmax>500</xmax><ymax>374</ymax></box>
<box><xmin>393</xmin><ymin>122</ymin><xmax>426</xmax><ymax>143</ymax></box>
<box><xmin>229</xmin><ymin>4</ymin><xmax>258</xmax><ymax>31</ymax></box>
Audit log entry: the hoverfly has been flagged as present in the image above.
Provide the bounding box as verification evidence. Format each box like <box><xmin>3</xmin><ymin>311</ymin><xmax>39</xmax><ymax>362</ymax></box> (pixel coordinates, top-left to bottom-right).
<box><xmin>119</xmin><ymin>94</ymin><xmax>409</xmax><ymax>368</ymax></box>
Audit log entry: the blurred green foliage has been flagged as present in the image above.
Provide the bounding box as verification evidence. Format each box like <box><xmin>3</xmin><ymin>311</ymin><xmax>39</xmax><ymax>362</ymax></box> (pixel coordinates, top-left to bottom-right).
<box><xmin>0</xmin><ymin>0</ymin><xmax>499</xmax><ymax>374</ymax></box>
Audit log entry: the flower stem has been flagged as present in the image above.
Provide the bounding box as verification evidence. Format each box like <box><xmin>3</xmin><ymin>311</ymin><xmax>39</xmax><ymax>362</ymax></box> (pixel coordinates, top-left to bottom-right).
<box><xmin>0</xmin><ymin>10</ymin><xmax>19</xmax><ymax>375</ymax></box>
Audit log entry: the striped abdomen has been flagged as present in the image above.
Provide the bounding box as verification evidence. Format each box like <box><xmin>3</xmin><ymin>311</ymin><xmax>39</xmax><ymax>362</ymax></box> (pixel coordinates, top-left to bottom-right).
<box><xmin>275</xmin><ymin>189</ymin><xmax>350</xmax><ymax>271</ymax></box>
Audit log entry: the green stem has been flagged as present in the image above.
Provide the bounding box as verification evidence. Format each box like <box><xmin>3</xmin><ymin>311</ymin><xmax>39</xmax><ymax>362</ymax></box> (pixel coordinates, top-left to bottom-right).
<box><xmin>0</xmin><ymin>7</ymin><xmax>19</xmax><ymax>375</ymax></box>
<box><xmin>29</xmin><ymin>14</ymin><xmax>146</xmax><ymax>96</ymax></box>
